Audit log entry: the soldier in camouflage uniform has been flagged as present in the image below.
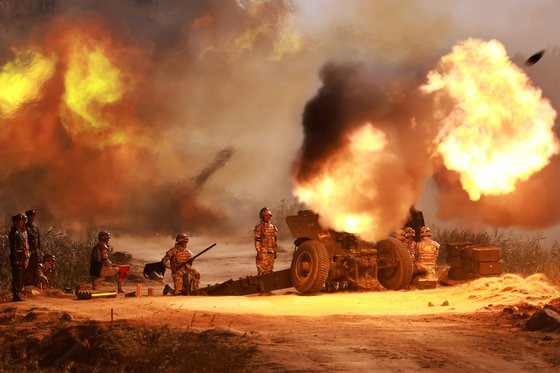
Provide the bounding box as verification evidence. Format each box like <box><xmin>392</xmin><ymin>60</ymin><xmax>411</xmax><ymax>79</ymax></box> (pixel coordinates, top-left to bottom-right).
<box><xmin>254</xmin><ymin>207</ymin><xmax>278</xmax><ymax>275</ymax></box>
<box><xmin>24</xmin><ymin>209</ymin><xmax>41</xmax><ymax>286</ymax></box>
<box><xmin>36</xmin><ymin>254</ymin><xmax>56</xmax><ymax>290</ymax></box>
<box><xmin>404</xmin><ymin>227</ymin><xmax>416</xmax><ymax>260</ymax></box>
<box><xmin>9</xmin><ymin>213</ymin><xmax>30</xmax><ymax>301</ymax></box>
<box><xmin>414</xmin><ymin>226</ymin><xmax>440</xmax><ymax>280</ymax></box>
<box><xmin>90</xmin><ymin>231</ymin><xmax>124</xmax><ymax>292</ymax></box>
<box><xmin>162</xmin><ymin>233</ymin><xmax>200</xmax><ymax>295</ymax></box>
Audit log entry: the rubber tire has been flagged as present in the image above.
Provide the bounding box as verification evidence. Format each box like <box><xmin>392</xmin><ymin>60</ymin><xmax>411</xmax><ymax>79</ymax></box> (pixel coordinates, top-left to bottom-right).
<box><xmin>290</xmin><ymin>240</ymin><xmax>330</xmax><ymax>294</ymax></box>
<box><xmin>377</xmin><ymin>237</ymin><xmax>414</xmax><ymax>290</ymax></box>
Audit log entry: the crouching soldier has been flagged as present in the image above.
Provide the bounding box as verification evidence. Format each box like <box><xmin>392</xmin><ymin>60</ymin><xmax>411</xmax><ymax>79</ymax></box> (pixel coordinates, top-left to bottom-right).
<box><xmin>36</xmin><ymin>254</ymin><xmax>56</xmax><ymax>290</ymax></box>
<box><xmin>254</xmin><ymin>207</ymin><xmax>278</xmax><ymax>275</ymax></box>
<box><xmin>90</xmin><ymin>231</ymin><xmax>124</xmax><ymax>292</ymax></box>
<box><xmin>414</xmin><ymin>226</ymin><xmax>440</xmax><ymax>285</ymax></box>
<box><xmin>162</xmin><ymin>233</ymin><xmax>200</xmax><ymax>295</ymax></box>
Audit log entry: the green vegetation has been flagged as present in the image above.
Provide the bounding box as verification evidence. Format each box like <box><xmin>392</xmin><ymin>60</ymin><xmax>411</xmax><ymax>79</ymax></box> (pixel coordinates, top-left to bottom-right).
<box><xmin>0</xmin><ymin>224</ymin><xmax>92</xmax><ymax>291</ymax></box>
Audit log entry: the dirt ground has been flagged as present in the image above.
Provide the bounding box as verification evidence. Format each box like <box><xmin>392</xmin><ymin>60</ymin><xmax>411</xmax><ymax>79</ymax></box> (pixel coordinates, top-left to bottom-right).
<box><xmin>1</xmin><ymin>273</ymin><xmax>560</xmax><ymax>372</ymax></box>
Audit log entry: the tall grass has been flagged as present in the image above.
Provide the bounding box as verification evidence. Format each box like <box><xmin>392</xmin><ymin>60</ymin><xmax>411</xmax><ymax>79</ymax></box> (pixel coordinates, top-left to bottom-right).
<box><xmin>0</xmin><ymin>224</ymin><xmax>93</xmax><ymax>291</ymax></box>
<box><xmin>433</xmin><ymin>226</ymin><xmax>560</xmax><ymax>286</ymax></box>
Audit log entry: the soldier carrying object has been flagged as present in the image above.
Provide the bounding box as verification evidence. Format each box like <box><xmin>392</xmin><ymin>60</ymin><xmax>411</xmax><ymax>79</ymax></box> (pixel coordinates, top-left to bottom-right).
<box><xmin>24</xmin><ymin>209</ymin><xmax>41</xmax><ymax>286</ymax></box>
<box><xmin>36</xmin><ymin>254</ymin><xmax>56</xmax><ymax>290</ymax></box>
<box><xmin>162</xmin><ymin>233</ymin><xmax>201</xmax><ymax>295</ymax></box>
<box><xmin>254</xmin><ymin>207</ymin><xmax>278</xmax><ymax>276</ymax></box>
<box><xmin>414</xmin><ymin>226</ymin><xmax>440</xmax><ymax>280</ymax></box>
<box><xmin>90</xmin><ymin>231</ymin><xmax>125</xmax><ymax>292</ymax></box>
<box><xmin>9</xmin><ymin>213</ymin><xmax>30</xmax><ymax>302</ymax></box>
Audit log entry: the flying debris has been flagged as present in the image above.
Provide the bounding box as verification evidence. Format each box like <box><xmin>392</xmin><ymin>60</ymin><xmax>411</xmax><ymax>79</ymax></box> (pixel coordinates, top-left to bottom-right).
<box><xmin>525</xmin><ymin>50</ymin><xmax>545</xmax><ymax>66</ymax></box>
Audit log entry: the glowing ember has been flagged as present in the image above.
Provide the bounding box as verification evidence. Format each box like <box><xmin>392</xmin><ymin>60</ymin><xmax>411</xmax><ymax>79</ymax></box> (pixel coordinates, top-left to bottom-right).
<box><xmin>294</xmin><ymin>123</ymin><xmax>388</xmax><ymax>239</ymax></box>
<box><xmin>0</xmin><ymin>48</ymin><xmax>56</xmax><ymax>118</ymax></box>
<box><xmin>62</xmin><ymin>35</ymin><xmax>125</xmax><ymax>135</ymax></box>
<box><xmin>422</xmin><ymin>39</ymin><xmax>558</xmax><ymax>200</ymax></box>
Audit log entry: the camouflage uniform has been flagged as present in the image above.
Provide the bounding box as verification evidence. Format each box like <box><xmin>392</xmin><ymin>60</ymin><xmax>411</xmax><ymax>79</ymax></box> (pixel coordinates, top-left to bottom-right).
<box><xmin>9</xmin><ymin>215</ymin><xmax>30</xmax><ymax>299</ymax></box>
<box><xmin>90</xmin><ymin>231</ymin><xmax>123</xmax><ymax>291</ymax></box>
<box><xmin>36</xmin><ymin>255</ymin><xmax>56</xmax><ymax>289</ymax></box>
<box><xmin>162</xmin><ymin>244</ymin><xmax>200</xmax><ymax>294</ymax></box>
<box><xmin>404</xmin><ymin>227</ymin><xmax>416</xmax><ymax>260</ymax></box>
<box><xmin>25</xmin><ymin>211</ymin><xmax>41</xmax><ymax>286</ymax></box>
<box><xmin>415</xmin><ymin>227</ymin><xmax>440</xmax><ymax>279</ymax></box>
<box><xmin>254</xmin><ymin>208</ymin><xmax>278</xmax><ymax>275</ymax></box>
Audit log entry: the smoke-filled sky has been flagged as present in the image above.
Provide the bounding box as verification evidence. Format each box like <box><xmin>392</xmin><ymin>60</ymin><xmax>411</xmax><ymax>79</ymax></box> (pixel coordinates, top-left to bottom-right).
<box><xmin>1</xmin><ymin>0</ymin><xmax>560</xmax><ymax>245</ymax></box>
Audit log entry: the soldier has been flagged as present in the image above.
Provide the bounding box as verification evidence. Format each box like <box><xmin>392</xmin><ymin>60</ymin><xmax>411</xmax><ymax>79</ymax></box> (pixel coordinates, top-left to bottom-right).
<box><xmin>36</xmin><ymin>254</ymin><xmax>56</xmax><ymax>290</ymax></box>
<box><xmin>24</xmin><ymin>209</ymin><xmax>41</xmax><ymax>286</ymax></box>
<box><xmin>254</xmin><ymin>207</ymin><xmax>278</xmax><ymax>275</ymax></box>
<box><xmin>90</xmin><ymin>231</ymin><xmax>124</xmax><ymax>292</ymax></box>
<box><xmin>404</xmin><ymin>227</ymin><xmax>416</xmax><ymax>260</ymax></box>
<box><xmin>9</xmin><ymin>213</ymin><xmax>30</xmax><ymax>301</ymax></box>
<box><xmin>162</xmin><ymin>233</ymin><xmax>200</xmax><ymax>295</ymax></box>
<box><xmin>415</xmin><ymin>226</ymin><xmax>440</xmax><ymax>280</ymax></box>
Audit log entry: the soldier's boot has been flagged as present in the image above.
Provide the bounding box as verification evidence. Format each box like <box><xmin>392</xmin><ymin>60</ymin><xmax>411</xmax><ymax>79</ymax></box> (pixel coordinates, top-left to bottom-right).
<box><xmin>12</xmin><ymin>293</ymin><xmax>24</xmax><ymax>302</ymax></box>
<box><xmin>117</xmin><ymin>279</ymin><xmax>125</xmax><ymax>293</ymax></box>
<box><xmin>163</xmin><ymin>284</ymin><xmax>175</xmax><ymax>296</ymax></box>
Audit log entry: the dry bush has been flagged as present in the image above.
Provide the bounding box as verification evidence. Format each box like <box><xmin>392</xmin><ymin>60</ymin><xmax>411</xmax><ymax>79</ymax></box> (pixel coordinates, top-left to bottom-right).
<box><xmin>433</xmin><ymin>226</ymin><xmax>560</xmax><ymax>286</ymax></box>
<box><xmin>0</xmin><ymin>224</ymin><xmax>93</xmax><ymax>291</ymax></box>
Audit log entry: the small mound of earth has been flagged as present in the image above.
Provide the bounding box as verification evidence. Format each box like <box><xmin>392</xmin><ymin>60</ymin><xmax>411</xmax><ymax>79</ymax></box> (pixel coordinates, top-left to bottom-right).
<box><xmin>0</xmin><ymin>310</ymin><xmax>257</xmax><ymax>372</ymax></box>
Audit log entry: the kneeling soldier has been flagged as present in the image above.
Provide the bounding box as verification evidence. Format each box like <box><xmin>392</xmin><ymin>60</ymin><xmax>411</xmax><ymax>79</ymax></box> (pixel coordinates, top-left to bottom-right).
<box><xmin>162</xmin><ymin>233</ymin><xmax>200</xmax><ymax>295</ymax></box>
<box><xmin>36</xmin><ymin>254</ymin><xmax>56</xmax><ymax>290</ymax></box>
<box><xmin>90</xmin><ymin>231</ymin><xmax>124</xmax><ymax>292</ymax></box>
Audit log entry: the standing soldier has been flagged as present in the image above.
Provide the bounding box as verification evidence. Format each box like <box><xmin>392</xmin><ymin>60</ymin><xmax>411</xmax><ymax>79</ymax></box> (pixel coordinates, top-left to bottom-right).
<box><xmin>404</xmin><ymin>227</ymin><xmax>416</xmax><ymax>260</ymax></box>
<box><xmin>254</xmin><ymin>207</ymin><xmax>278</xmax><ymax>275</ymax></box>
<box><xmin>90</xmin><ymin>231</ymin><xmax>124</xmax><ymax>292</ymax></box>
<box><xmin>9</xmin><ymin>213</ymin><xmax>30</xmax><ymax>301</ymax></box>
<box><xmin>162</xmin><ymin>233</ymin><xmax>200</xmax><ymax>295</ymax></box>
<box><xmin>415</xmin><ymin>226</ymin><xmax>440</xmax><ymax>280</ymax></box>
<box><xmin>24</xmin><ymin>209</ymin><xmax>41</xmax><ymax>286</ymax></box>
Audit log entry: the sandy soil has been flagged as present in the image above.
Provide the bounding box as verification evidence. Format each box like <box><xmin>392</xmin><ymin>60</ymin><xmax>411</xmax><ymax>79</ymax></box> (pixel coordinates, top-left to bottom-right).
<box><xmin>1</xmin><ymin>273</ymin><xmax>559</xmax><ymax>371</ymax></box>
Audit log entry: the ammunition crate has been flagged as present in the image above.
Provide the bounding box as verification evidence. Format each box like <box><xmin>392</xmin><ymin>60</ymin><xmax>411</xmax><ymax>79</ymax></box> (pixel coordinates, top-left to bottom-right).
<box><xmin>447</xmin><ymin>256</ymin><xmax>462</xmax><ymax>269</ymax></box>
<box><xmin>472</xmin><ymin>247</ymin><xmax>501</xmax><ymax>262</ymax></box>
<box><xmin>447</xmin><ymin>241</ymin><xmax>473</xmax><ymax>257</ymax></box>
<box><xmin>474</xmin><ymin>261</ymin><xmax>502</xmax><ymax>276</ymax></box>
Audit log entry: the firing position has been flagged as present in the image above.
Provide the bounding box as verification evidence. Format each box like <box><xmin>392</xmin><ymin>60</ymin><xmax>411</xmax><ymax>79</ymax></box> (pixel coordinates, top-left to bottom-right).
<box><xmin>162</xmin><ymin>233</ymin><xmax>200</xmax><ymax>295</ymax></box>
<box><xmin>414</xmin><ymin>226</ymin><xmax>440</xmax><ymax>281</ymax></box>
<box><xmin>90</xmin><ymin>231</ymin><xmax>125</xmax><ymax>292</ymax></box>
<box><xmin>10</xmin><ymin>213</ymin><xmax>30</xmax><ymax>301</ymax></box>
<box><xmin>254</xmin><ymin>207</ymin><xmax>278</xmax><ymax>275</ymax></box>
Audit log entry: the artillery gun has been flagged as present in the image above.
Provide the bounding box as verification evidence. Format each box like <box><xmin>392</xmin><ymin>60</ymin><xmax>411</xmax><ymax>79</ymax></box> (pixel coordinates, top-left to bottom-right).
<box><xmin>287</xmin><ymin>210</ymin><xmax>413</xmax><ymax>294</ymax></box>
<box><xmin>192</xmin><ymin>210</ymin><xmax>415</xmax><ymax>296</ymax></box>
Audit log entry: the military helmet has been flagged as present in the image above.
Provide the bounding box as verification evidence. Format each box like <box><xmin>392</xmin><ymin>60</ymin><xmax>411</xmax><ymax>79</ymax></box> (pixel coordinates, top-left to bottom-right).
<box><xmin>25</xmin><ymin>209</ymin><xmax>35</xmax><ymax>217</ymax></box>
<box><xmin>12</xmin><ymin>213</ymin><xmax>27</xmax><ymax>223</ymax></box>
<box><xmin>43</xmin><ymin>254</ymin><xmax>55</xmax><ymax>262</ymax></box>
<box><xmin>176</xmin><ymin>233</ymin><xmax>189</xmax><ymax>244</ymax></box>
<box><xmin>404</xmin><ymin>227</ymin><xmax>415</xmax><ymax>238</ymax></box>
<box><xmin>391</xmin><ymin>229</ymin><xmax>405</xmax><ymax>240</ymax></box>
<box><xmin>259</xmin><ymin>207</ymin><xmax>272</xmax><ymax>220</ymax></box>
<box><xmin>98</xmin><ymin>231</ymin><xmax>111</xmax><ymax>240</ymax></box>
<box><xmin>420</xmin><ymin>226</ymin><xmax>432</xmax><ymax>237</ymax></box>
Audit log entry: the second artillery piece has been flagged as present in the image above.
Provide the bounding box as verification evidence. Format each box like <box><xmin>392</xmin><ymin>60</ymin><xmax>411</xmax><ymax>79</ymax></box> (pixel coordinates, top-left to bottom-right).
<box><xmin>192</xmin><ymin>210</ymin><xmax>416</xmax><ymax>295</ymax></box>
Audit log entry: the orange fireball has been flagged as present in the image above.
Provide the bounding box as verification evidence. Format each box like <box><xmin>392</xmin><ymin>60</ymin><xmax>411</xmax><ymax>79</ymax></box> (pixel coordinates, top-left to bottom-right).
<box><xmin>422</xmin><ymin>39</ymin><xmax>558</xmax><ymax>200</ymax></box>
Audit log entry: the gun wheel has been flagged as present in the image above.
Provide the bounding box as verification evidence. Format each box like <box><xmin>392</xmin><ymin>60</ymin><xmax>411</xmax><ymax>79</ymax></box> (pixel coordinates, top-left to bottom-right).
<box><xmin>377</xmin><ymin>237</ymin><xmax>414</xmax><ymax>290</ymax></box>
<box><xmin>290</xmin><ymin>240</ymin><xmax>330</xmax><ymax>294</ymax></box>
